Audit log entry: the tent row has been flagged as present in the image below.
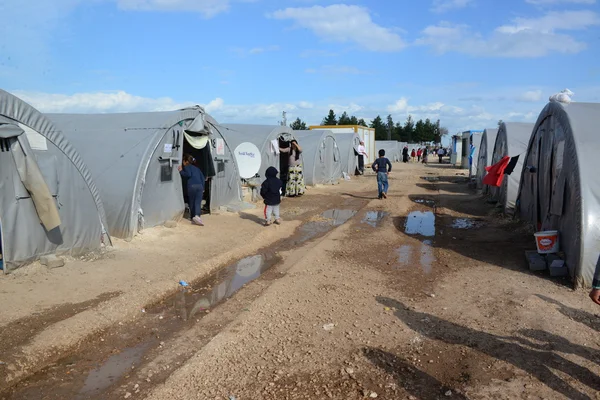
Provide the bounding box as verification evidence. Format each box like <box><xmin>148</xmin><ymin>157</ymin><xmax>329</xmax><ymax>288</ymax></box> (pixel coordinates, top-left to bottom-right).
<box><xmin>0</xmin><ymin>90</ymin><xmax>372</xmax><ymax>271</ymax></box>
<box><xmin>473</xmin><ymin>101</ymin><xmax>600</xmax><ymax>288</ymax></box>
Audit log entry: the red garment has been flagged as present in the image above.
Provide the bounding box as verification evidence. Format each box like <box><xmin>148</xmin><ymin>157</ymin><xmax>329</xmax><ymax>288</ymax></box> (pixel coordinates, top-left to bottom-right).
<box><xmin>483</xmin><ymin>156</ymin><xmax>510</xmax><ymax>187</ymax></box>
<box><xmin>411</xmin><ymin>150</ymin><xmax>416</xmax><ymax>157</ymax></box>
<box><xmin>417</xmin><ymin>149</ymin><xmax>423</xmax><ymax>156</ymax></box>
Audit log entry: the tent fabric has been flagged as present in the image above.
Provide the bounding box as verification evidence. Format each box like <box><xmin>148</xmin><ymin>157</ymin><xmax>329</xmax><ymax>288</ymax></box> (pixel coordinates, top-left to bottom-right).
<box><xmin>220</xmin><ymin>124</ymin><xmax>296</xmax><ymax>180</ymax></box>
<box><xmin>375</xmin><ymin>141</ymin><xmax>401</xmax><ymax>162</ymax></box>
<box><xmin>469</xmin><ymin>133</ymin><xmax>482</xmax><ymax>177</ymax></box>
<box><xmin>0</xmin><ymin>89</ymin><xmax>110</xmax><ymax>271</ymax></box>
<box><xmin>48</xmin><ymin>109</ymin><xmax>240</xmax><ymax>240</ymax></box>
<box><xmin>293</xmin><ymin>130</ymin><xmax>342</xmax><ymax>186</ymax></box>
<box><xmin>517</xmin><ymin>102</ymin><xmax>600</xmax><ymax>287</ymax></box>
<box><xmin>489</xmin><ymin>122</ymin><xmax>533</xmax><ymax>214</ymax></box>
<box><xmin>476</xmin><ymin>129</ymin><xmax>498</xmax><ymax>191</ymax></box>
<box><xmin>332</xmin><ymin>131</ymin><xmax>361</xmax><ymax>176</ymax></box>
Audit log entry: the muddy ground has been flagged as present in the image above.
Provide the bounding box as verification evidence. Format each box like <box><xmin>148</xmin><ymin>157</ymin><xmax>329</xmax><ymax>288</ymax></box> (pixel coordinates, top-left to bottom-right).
<box><xmin>1</xmin><ymin>162</ymin><xmax>599</xmax><ymax>400</ymax></box>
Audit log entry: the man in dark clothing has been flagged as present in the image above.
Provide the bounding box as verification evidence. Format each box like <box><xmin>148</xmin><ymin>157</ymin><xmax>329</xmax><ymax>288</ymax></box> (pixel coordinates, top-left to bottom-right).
<box><xmin>178</xmin><ymin>154</ymin><xmax>206</xmax><ymax>226</ymax></box>
<box><xmin>260</xmin><ymin>166</ymin><xmax>283</xmax><ymax>226</ymax></box>
<box><xmin>372</xmin><ymin>149</ymin><xmax>392</xmax><ymax>199</ymax></box>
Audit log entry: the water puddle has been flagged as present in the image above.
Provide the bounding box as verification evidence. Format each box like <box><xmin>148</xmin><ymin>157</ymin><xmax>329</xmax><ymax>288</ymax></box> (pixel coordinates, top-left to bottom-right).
<box><xmin>451</xmin><ymin>218</ymin><xmax>484</xmax><ymax>229</ymax></box>
<box><xmin>362</xmin><ymin>211</ymin><xmax>390</xmax><ymax>227</ymax></box>
<box><xmin>405</xmin><ymin>211</ymin><xmax>435</xmax><ymax>237</ymax></box>
<box><xmin>78</xmin><ymin>342</ymin><xmax>150</xmax><ymax>398</ymax></box>
<box><xmin>396</xmin><ymin>240</ymin><xmax>435</xmax><ymax>274</ymax></box>
<box><xmin>296</xmin><ymin>209</ymin><xmax>357</xmax><ymax>243</ymax></box>
<box><xmin>413</xmin><ymin>199</ymin><xmax>435</xmax><ymax>207</ymax></box>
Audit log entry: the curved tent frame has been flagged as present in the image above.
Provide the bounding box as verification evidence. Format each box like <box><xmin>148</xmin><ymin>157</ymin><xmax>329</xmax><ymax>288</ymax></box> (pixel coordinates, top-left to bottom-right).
<box><xmin>517</xmin><ymin>102</ymin><xmax>600</xmax><ymax>287</ymax></box>
<box><xmin>48</xmin><ymin>108</ymin><xmax>233</xmax><ymax>239</ymax></box>
<box><xmin>220</xmin><ymin>124</ymin><xmax>296</xmax><ymax>180</ymax></box>
<box><xmin>332</xmin><ymin>131</ymin><xmax>361</xmax><ymax>176</ymax></box>
<box><xmin>489</xmin><ymin>122</ymin><xmax>533</xmax><ymax>214</ymax></box>
<box><xmin>0</xmin><ymin>89</ymin><xmax>110</xmax><ymax>271</ymax></box>
<box><xmin>293</xmin><ymin>130</ymin><xmax>342</xmax><ymax>186</ymax></box>
<box><xmin>375</xmin><ymin>141</ymin><xmax>401</xmax><ymax>162</ymax></box>
<box><xmin>476</xmin><ymin>128</ymin><xmax>498</xmax><ymax>191</ymax></box>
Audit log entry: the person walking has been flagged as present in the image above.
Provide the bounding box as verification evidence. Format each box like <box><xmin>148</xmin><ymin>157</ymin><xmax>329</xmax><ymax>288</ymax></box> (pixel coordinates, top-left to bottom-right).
<box><xmin>402</xmin><ymin>146</ymin><xmax>409</xmax><ymax>163</ymax></box>
<box><xmin>417</xmin><ymin>148</ymin><xmax>423</xmax><ymax>162</ymax></box>
<box><xmin>437</xmin><ymin>148</ymin><xmax>444</xmax><ymax>164</ymax></box>
<box><xmin>372</xmin><ymin>149</ymin><xmax>392</xmax><ymax>199</ymax></box>
<box><xmin>410</xmin><ymin>148</ymin><xmax>416</xmax><ymax>162</ymax></box>
<box><xmin>178</xmin><ymin>154</ymin><xmax>205</xmax><ymax>226</ymax></box>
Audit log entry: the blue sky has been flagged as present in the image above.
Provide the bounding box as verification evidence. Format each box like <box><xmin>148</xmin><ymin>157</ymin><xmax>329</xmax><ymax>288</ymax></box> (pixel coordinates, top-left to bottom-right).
<box><xmin>1</xmin><ymin>0</ymin><xmax>599</xmax><ymax>135</ymax></box>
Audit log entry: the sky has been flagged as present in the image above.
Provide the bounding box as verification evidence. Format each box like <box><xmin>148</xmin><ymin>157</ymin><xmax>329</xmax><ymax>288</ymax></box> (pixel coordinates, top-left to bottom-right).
<box><xmin>1</xmin><ymin>0</ymin><xmax>599</xmax><ymax>137</ymax></box>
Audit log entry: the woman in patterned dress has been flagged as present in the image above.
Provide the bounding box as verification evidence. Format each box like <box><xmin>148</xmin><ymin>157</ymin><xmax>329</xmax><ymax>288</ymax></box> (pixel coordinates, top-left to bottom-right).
<box><xmin>280</xmin><ymin>140</ymin><xmax>305</xmax><ymax>197</ymax></box>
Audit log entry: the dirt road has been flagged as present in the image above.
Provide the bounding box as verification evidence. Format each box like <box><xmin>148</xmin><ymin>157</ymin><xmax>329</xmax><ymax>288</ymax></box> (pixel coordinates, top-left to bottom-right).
<box><xmin>2</xmin><ymin>162</ymin><xmax>599</xmax><ymax>400</ymax></box>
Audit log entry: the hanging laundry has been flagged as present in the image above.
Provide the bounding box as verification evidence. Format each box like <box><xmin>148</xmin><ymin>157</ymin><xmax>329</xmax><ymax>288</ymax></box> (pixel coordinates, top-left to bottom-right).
<box><xmin>483</xmin><ymin>156</ymin><xmax>510</xmax><ymax>187</ymax></box>
<box><xmin>504</xmin><ymin>155</ymin><xmax>520</xmax><ymax>175</ymax></box>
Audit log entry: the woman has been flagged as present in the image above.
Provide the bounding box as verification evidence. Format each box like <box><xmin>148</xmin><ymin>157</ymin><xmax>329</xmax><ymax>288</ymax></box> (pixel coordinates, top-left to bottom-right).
<box><xmin>280</xmin><ymin>140</ymin><xmax>305</xmax><ymax>197</ymax></box>
<box><xmin>402</xmin><ymin>146</ymin><xmax>409</xmax><ymax>163</ymax></box>
<box><xmin>422</xmin><ymin>147</ymin><xmax>429</xmax><ymax>164</ymax></box>
<box><xmin>417</xmin><ymin>148</ymin><xmax>423</xmax><ymax>162</ymax></box>
<box><xmin>178</xmin><ymin>154</ymin><xmax>205</xmax><ymax>226</ymax></box>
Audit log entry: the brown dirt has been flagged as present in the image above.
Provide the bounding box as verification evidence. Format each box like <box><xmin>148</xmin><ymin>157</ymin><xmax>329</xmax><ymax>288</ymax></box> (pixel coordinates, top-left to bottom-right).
<box><xmin>2</xmin><ymin>163</ymin><xmax>600</xmax><ymax>400</ymax></box>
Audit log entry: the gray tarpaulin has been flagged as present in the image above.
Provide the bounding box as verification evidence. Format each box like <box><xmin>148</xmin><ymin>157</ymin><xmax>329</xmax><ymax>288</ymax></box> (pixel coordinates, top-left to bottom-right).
<box><xmin>0</xmin><ymin>89</ymin><xmax>109</xmax><ymax>271</ymax></box>
<box><xmin>332</xmin><ymin>131</ymin><xmax>361</xmax><ymax>176</ymax></box>
<box><xmin>375</xmin><ymin>141</ymin><xmax>401</xmax><ymax>162</ymax></box>
<box><xmin>476</xmin><ymin>128</ymin><xmax>498</xmax><ymax>191</ymax></box>
<box><xmin>220</xmin><ymin>124</ymin><xmax>296</xmax><ymax>180</ymax></box>
<box><xmin>469</xmin><ymin>133</ymin><xmax>482</xmax><ymax>178</ymax></box>
<box><xmin>48</xmin><ymin>109</ymin><xmax>240</xmax><ymax>240</ymax></box>
<box><xmin>293</xmin><ymin>130</ymin><xmax>342</xmax><ymax>186</ymax></box>
<box><xmin>517</xmin><ymin>102</ymin><xmax>600</xmax><ymax>287</ymax></box>
<box><xmin>489</xmin><ymin>122</ymin><xmax>533</xmax><ymax>214</ymax></box>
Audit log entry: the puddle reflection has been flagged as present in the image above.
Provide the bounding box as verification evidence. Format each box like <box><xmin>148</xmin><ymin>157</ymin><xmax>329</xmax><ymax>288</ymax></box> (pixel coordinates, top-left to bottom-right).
<box><xmin>362</xmin><ymin>211</ymin><xmax>390</xmax><ymax>227</ymax></box>
<box><xmin>405</xmin><ymin>211</ymin><xmax>436</xmax><ymax>237</ymax></box>
<box><xmin>452</xmin><ymin>218</ymin><xmax>483</xmax><ymax>229</ymax></box>
<box><xmin>396</xmin><ymin>240</ymin><xmax>435</xmax><ymax>274</ymax></box>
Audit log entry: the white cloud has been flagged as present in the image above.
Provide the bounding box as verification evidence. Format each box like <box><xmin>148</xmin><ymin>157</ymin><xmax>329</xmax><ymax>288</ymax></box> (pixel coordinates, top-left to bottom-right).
<box><xmin>518</xmin><ymin>90</ymin><xmax>543</xmax><ymax>102</ymax></box>
<box><xmin>431</xmin><ymin>0</ymin><xmax>473</xmax><ymax>13</ymax></box>
<box><xmin>269</xmin><ymin>4</ymin><xmax>406</xmax><ymax>52</ymax></box>
<box><xmin>417</xmin><ymin>10</ymin><xmax>600</xmax><ymax>57</ymax></box>
<box><xmin>526</xmin><ymin>0</ymin><xmax>595</xmax><ymax>5</ymax></box>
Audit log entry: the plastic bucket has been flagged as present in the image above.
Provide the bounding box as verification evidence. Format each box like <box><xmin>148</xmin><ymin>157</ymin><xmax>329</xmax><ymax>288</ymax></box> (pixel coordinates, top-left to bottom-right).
<box><xmin>534</xmin><ymin>230</ymin><xmax>559</xmax><ymax>254</ymax></box>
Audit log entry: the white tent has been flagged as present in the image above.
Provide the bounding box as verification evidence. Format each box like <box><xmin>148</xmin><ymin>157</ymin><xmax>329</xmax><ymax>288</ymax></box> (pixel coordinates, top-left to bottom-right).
<box><xmin>0</xmin><ymin>89</ymin><xmax>110</xmax><ymax>271</ymax></box>
<box><xmin>332</xmin><ymin>131</ymin><xmax>361</xmax><ymax>176</ymax></box>
<box><xmin>48</xmin><ymin>109</ymin><xmax>241</xmax><ymax>240</ymax></box>
<box><xmin>293</xmin><ymin>130</ymin><xmax>342</xmax><ymax>186</ymax></box>
<box><xmin>220</xmin><ymin>124</ymin><xmax>296</xmax><ymax>180</ymax></box>
<box><xmin>489</xmin><ymin>122</ymin><xmax>533</xmax><ymax>214</ymax></box>
<box><xmin>375</xmin><ymin>140</ymin><xmax>401</xmax><ymax>162</ymax></box>
<box><xmin>475</xmin><ymin>128</ymin><xmax>498</xmax><ymax>191</ymax></box>
<box><xmin>517</xmin><ymin>102</ymin><xmax>600</xmax><ymax>287</ymax></box>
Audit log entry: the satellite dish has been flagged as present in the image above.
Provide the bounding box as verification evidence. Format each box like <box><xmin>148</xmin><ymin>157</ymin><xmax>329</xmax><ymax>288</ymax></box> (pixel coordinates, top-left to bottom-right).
<box><xmin>234</xmin><ymin>142</ymin><xmax>262</xmax><ymax>179</ymax></box>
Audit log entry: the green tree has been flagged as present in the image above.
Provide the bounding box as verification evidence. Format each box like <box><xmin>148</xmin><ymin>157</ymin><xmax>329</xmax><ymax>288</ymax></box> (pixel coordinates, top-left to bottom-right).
<box><xmin>357</xmin><ymin>118</ymin><xmax>368</xmax><ymax>127</ymax></box>
<box><xmin>338</xmin><ymin>111</ymin><xmax>352</xmax><ymax>125</ymax></box>
<box><xmin>322</xmin><ymin>109</ymin><xmax>338</xmax><ymax>126</ymax></box>
<box><xmin>386</xmin><ymin>114</ymin><xmax>394</xmax><ymax>141</ymax></box>
<box><xmin>393</xmin><ymin>122</ymin><xmax>405</xmax><ymax>141</ymax></box>
<box><xmin>423</xmin><ymin>118</ymin><xmax>434</xmax><ymax>142</ymax></box>
<box><xmin>349</xmin><ymin>115</ymin><xmax>359</xmax><ymax>125</ymax></box>
<box><xmin>414</xmin><ymin>119</ymin><xmax>426</xmax><ymax>142</ymax></box>
<box><xmin>290</xmin><ymin>117</ymin><xmax>307</xmax><ymax>130</ymax></box>
<box><xmin>404</xmin><ymin>115</ymin><xmax>415</xmax><ymax>143</ymax></box>
<box><xmin>370</xmin><ymin>115</ymin><xmax>387</xmax><ymax>140</ymax></box>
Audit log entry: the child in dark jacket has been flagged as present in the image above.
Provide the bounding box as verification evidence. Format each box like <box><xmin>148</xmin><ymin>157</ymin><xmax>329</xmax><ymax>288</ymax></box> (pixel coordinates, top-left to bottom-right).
<box><xmin>260</xmin><ymin>166</ymin><xmax>283</xmax><ymax>226</ymax></box>
<box><xmin>178</xmin><ymin>154</ymin><xmax>205</xmax><ymax>226</ymax></box>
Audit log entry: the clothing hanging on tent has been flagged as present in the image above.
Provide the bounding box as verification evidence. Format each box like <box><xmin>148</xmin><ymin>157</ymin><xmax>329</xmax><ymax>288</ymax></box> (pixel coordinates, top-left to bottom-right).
<box><xmin>184</xmin><ymin>131</ymin><xmax>209</xmax><ymax>149</ymax></box>
<box><xmin>504</xmin><ymin>155</ymin><xmax>520</xmax><ymax>175</ymax></box>
<box><xmin>483</xmin><ymin>156</ymin><xmax>510</xmax><ymax>187</ymax></box>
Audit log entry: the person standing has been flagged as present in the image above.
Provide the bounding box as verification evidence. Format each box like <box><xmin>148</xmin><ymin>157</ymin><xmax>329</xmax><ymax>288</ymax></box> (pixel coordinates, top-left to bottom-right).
<box><xmin>437</xmin><ymin>148</ymin><xmax>444</xmax><ymax>164</ymax></box>
<box><xmin>178</xmin><ymin>154</ymin><xmax>205</xmax><ymax>226</ymax></box>
<box><xmin>417</xmin><ymin>148</ymin><xmax>423</xmax><ymax>162</ymax></box>
<box><xmin>260</xmin><ymin>166</ymin><xmax>283</xmax><ymax>226</ymax></box>
<box><xmin>280</xmin><ymin>140</ymin><xmax>306</xmax><ymax>197</ymax></box>
<box><xmin>422</xmin><ymin>147</ymin><xmax>429</xmax><ymax>164</ymax></box>
<box><xmin>402</xmin><ymin>146</ymin><xmax>409</xmax><ymax>163</ymax></box>
<box><xmin>356</xmin><ymin>140</ymin><xmax>369</xmax><ymax>175</ymax></box>
<box><xmin>372</xmin><ymin>149</ymin><xmax>392</xmax><ymax>199</ymax></box>
<box><xmin>410</xmin><ymin>148</ymin><xmax>416</xmax><ymax>162</ymax></box>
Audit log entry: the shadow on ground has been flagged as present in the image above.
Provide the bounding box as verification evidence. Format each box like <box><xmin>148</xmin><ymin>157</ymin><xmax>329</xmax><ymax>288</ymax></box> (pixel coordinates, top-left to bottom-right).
<box><xmin>377</xmin><ymin>297</ymin><xmax>600</xmax><ymax>400</ymax></box>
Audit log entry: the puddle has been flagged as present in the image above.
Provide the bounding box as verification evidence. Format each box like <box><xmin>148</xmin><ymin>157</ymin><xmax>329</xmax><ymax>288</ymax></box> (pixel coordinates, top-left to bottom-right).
<box><xmin>78</xmin><ymin>342</ymin><xmax>149</xmax><ymax>398</ymax></box>
<box><xmin>413</xmin><ymin>199</ymin><xmax>435</xmax><ymax>206</ymax></box>
<box><xmin>296</xmin><ymin>209</ymin><xmax>357</xmax><ymax>243</ymax></box>
<box><xmin>396</xmin><ymin>240</ymin><xmax>435</xmax><ymax>274</ymax></box>
<box><xmin>362</xmin><ymin>211</ymin><xmax>390</xmax><ymax>227</ymax></box>
<box><xmin>405</xmin><ymin>211</ymin><xmax>435</xmax><ymax>237</ymax></box>
<box><xmin>451</xmin><ymin>218</ymin><xmax>484</xmax><ymax>229</ymax></box>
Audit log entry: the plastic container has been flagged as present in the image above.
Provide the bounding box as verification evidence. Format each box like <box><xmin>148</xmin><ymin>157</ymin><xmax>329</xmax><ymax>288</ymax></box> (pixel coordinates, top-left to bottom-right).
<box><xmin>534</xmin><ymin>230</ymin><xmax>559</xmax><ymax>254</ymax></box>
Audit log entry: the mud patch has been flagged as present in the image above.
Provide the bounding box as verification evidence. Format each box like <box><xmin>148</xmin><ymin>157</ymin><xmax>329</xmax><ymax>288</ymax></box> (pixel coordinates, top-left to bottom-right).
<box><xmin>451</xmin><ymin>218</ymin><xmax>485</xmax><ymax>229</ymax></box>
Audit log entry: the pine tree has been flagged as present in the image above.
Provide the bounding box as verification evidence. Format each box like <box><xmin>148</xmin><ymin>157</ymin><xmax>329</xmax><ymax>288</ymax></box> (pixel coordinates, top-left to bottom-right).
<box><xmin>322</xmin><ymin>109</ymin><xmax>338</xmax><ymax>126</ymax></box>
<box><xmin>370</xmin><ymin>115</ymin><xmax>387</xmax><ymax>140</ymax></box>
<box><xmin>290</xmin><ymin>118</ymin><xmax>307</xmax><ymax>130</ymax></box>
<box><xmin>338</xmin><ymin>111</ymin><xmax>352</xmax><ymax>125</ymax></box>
<box><xmin>357</xmin><ymin>118</ymin><xmax>368</xmax><ymax>127</ymax></box>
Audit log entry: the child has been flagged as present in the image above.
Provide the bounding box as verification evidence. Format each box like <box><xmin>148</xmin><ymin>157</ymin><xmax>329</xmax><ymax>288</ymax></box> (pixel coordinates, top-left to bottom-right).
<box><xmin>372</xmin><ymin>149</ymin><xmax>392</xmax><ymax>199</ymax></box>
<box><xmin>260</xmin><ymin>166</ymin><xmax>283</xmax><ymax>226</ymax></box>
<box><xmin>178</xmin><ymin>154</ymin><xmax>205</xmax><ymax>226</ymax></box>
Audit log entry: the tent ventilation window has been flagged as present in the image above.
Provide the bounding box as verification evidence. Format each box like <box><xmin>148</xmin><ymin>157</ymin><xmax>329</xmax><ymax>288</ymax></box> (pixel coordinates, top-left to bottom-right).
<box><xmin>160</xmin><ymin>164</ymin><xmax>173</xmax><ymax>182</ymax></box>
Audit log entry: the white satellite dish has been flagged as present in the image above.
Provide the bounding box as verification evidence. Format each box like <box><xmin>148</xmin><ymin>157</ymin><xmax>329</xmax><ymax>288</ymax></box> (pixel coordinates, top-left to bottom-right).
<box><xmin>234</xmin><ymin>142</ymin><xmax>262</xmax><ymax>179</ymax></box>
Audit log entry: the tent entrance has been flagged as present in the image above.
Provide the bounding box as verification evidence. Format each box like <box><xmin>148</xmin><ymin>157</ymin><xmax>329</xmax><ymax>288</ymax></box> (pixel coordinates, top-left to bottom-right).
<box><xmin>182</xmin><ymin>135</ymin><xmax>216</xmax><ymax>215</ymax></box>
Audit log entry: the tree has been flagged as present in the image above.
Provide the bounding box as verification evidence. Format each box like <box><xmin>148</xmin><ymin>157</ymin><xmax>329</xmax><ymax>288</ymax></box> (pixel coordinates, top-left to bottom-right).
<box><xmin>404</xmin><ymin>115</ymin><xmax>415</xmax><ymax>143</ymax></box>
<box><xmin>393</xmin><ymin>122</ymin><xmax>404</xmax><ymax>141</ymax></box>
<box><xmin>370</xmin><ymin>115</ymin><xmax>387</xmax><ymax>140</ymax></box>
<box><xmin>357</xmin><ymin>118</ymin><xmax>368</xmax><ymax>127</ymax></box>
<box><xmin>349</xmin><ymin>115</ymin><xmax>359</xmax><ymax>125</ymax></box>
<box><xmin>290</xmin><ymin>117</ymin><xmax>307</xmax><ymax>130</ymax></box>
<box><xmin>386</xmin><ymin>114</ymin><xmax>394</xmax><ymax>141</ymax></box>
<box><xmin>338</xmin><ymin>111</ymin><xmax>352</xmax><ymax>125</ymax></box>
<box><xmin>414</xmin><ymin>120</ymin><xmax>426</xmax><ymax>142</ymax></box>
<box><xmin>322</xmin><ymin>109</ymin><xmax>337</xmax><ymax>126</ymax></box>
